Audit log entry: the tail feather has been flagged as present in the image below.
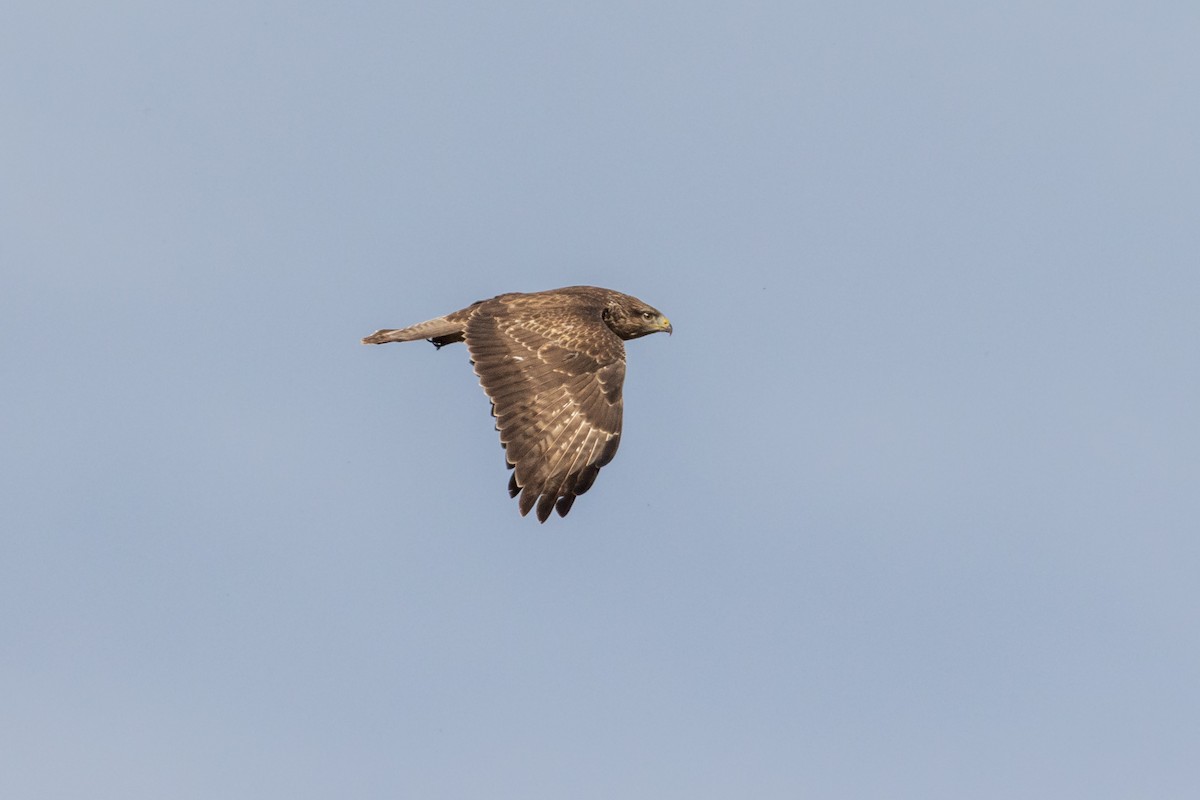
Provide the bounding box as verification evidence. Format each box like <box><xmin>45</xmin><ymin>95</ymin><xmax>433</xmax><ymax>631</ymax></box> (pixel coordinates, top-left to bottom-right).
<box><xmin>362</xmin><ymin>316</ymin><xmax>465</xmax><ymax>345</ymax></box>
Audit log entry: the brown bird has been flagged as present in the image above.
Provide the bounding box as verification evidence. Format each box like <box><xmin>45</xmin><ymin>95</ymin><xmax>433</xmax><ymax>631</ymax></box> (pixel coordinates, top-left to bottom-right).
<box><xmin>363</xmin><ymin>286</ymin><xmax>672</xmax><ymax>522</ymax></box>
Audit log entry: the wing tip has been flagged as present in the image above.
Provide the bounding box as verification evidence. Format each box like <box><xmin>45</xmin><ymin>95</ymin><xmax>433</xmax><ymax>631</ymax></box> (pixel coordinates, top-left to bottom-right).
<box><xmin>510</xmin><ymin>480</ymin><xmax>578</xmax><ymax>523</ymax></box>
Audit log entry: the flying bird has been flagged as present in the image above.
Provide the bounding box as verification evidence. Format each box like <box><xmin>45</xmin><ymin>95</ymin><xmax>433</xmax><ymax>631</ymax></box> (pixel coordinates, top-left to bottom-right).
<box><xmin>363</xmin><ymin>286</ymin><xmax>672</xmax><ymax>522</ymax></box>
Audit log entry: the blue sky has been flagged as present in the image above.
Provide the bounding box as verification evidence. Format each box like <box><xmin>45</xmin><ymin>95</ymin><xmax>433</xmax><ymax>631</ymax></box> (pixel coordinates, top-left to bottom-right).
<box><xmin>4</xmin><ymin>2</ymin><xmax>1199</xmax><ymax>797</ymax></box>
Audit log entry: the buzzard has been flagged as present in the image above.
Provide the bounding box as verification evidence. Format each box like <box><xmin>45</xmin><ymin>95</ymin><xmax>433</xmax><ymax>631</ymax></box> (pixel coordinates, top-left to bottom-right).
<box><xmin>363</xmin><ymin>286</ymin><xmax>672</xmax><ymax>522</ymax></box>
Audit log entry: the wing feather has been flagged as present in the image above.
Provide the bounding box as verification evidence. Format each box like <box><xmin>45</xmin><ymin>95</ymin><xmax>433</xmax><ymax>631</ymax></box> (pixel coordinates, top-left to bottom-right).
<box><xmin>465</xmin><ymin>296</ymin><xmax>625</xmax><ymax>521</ymax></box>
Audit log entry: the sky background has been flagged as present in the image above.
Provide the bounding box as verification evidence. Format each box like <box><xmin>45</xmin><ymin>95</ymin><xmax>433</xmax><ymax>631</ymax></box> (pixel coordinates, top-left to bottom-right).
<box><xmin>4</xmin><ymin>2</ymin><xmax>1199</xmax><ymax>798</ymax></box>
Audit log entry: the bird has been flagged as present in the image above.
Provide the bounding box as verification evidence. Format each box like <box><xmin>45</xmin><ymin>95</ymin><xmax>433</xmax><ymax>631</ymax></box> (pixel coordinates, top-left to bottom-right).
<box><xmin>363</xmin><ymin>286</ymin><xmax>672</xmax><ymax>522</ymax></box>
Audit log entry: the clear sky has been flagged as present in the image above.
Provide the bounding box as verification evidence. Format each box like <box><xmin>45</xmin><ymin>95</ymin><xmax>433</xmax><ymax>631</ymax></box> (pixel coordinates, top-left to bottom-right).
<box><xmin>4</xmin><ymin>2</ymin><xmax>1198</xmax><ymax>798</ymax></box>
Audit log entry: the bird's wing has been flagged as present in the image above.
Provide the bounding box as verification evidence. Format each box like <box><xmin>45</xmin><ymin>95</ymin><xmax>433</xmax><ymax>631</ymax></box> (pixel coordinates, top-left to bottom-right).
<box><xmin>466</xmin><ymin>299</ymin><xmax>625</xmax><ymax>521</ymax></box>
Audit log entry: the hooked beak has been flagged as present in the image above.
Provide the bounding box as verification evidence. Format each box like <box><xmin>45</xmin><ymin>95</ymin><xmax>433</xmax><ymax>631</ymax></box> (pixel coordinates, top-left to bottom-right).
<box><xmin>660</xmin><ymin>316</ymin><xmax>673</xmax><ymax>335</ymax></box>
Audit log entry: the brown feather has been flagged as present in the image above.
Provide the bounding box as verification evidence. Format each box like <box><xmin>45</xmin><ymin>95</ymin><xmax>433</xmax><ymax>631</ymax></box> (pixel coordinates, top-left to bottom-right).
<box><xmin>363</xmin><ymin>286</ymin><xmax>670</xmax><ymax>522</ymax></box>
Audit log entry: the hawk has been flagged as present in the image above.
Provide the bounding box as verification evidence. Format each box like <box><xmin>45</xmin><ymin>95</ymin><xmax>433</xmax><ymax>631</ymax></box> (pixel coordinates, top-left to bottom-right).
<box><xmin>363</xmin><ymin>286</ymin><xmax>672</xmax><ymax>522</ymax></box>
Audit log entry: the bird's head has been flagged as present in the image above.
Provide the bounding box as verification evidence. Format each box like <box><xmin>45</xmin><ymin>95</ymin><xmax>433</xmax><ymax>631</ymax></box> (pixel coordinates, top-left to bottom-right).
<box><xmin>605</xmin><ymin>297</ymin><xmax>672</xmax><ymax>340</ymax></box>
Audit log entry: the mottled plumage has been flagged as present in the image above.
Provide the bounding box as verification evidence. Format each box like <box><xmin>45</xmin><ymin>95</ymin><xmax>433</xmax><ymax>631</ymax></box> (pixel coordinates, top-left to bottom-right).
<box><xmin>363</xmin><ymin>286</ymin><xmax>672</xmax><ymax>522</ymax></box>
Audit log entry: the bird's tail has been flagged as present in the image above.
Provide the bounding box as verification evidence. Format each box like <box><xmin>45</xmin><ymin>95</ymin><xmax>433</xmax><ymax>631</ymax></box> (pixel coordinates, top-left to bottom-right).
<box><xmin>361</xmin><ymin>316</ymin><xmax>465</xmax><ymax>345</ymax></box>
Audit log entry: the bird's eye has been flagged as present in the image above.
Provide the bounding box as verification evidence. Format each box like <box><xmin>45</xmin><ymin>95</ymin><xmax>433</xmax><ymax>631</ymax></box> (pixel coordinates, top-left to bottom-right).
<box><xmin>641</xmin><ymin>311</ymin><xmax>654</xmax><ymax>319</ymax></box>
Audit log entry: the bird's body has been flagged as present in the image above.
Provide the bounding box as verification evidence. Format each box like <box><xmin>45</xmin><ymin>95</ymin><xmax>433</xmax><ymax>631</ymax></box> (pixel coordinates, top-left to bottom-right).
<box><xmin>363</xmin><ymin>286</ymin><xmax>671</xmax><ymax>522</ymax></box>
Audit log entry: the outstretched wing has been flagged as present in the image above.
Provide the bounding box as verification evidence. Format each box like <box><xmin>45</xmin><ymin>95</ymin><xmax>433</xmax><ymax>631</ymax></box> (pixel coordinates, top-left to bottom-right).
<box><xmin>465</xmin><ymin>298</ymin><xmax>625</xmax><ymax>522</ymax></box>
